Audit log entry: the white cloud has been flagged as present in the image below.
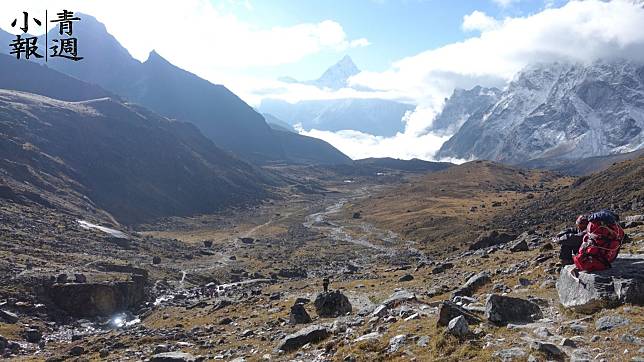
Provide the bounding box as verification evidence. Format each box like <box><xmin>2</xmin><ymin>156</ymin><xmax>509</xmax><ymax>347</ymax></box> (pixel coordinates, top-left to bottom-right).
<box><xmin>4</xmin><ymin>0</ymin><xmax>644</xmax><ymax>162</ymax></box>
<box><xmin>299</xmin><ymin>127</ymin><xmax>454</xmax><ymax>161</ymax></box>
<box><xmin>462</xmin><ymin>10</ymin><xmax>499</xmax><ymax>32</ymax></box>
<box><xmin>350</xmin><ymin>0</ymin><xmax>644</xmax><ymax>121</ymax></box>
<box><xmin>329</xmin><ymin>0</ymin><xmax>644</xmax><ymax>161</ymax></box>
<box><xmin>493</xmin><ymin>0</ymin><xmax>519</xmax><ymax>8</ymax></box>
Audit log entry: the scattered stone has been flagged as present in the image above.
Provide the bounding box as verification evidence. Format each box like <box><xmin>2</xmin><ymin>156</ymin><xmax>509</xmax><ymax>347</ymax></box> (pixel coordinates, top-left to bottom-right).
<box><xmin>621</xmin><ymin>334</ymin><xmax>644</xmax><ymax>346</ymax></box>
<box><xmin>417</xmin><ymin>335</ymin><xmax>430</xmax><ymax>347</ymax></box>
<box><xmin>24</xmin><ymin>328</ymin><xmax>42</xmax><ymax>343</ymax></box>
<box><xmin>56</xmin><ymin>274</ymin><xmax>68</xmax><ymax>283</ymax></box>
<box><xmin>150</xmin><ymin>352</ymin><xmax>197</xmax><ymax>362</ymax></box>
<box><xmin>69</xmin><ymin>345</ymin><xmax>85</xmax><ymax>356</ymax></box>
<box><xmin>219</xmin><ymin>317</ymin><xmax>233</xmax><ymax>325</ymax></box>
<box><xmin>595</xmin><ymin>315</ymin><xmax>630</xmax><ymax>331</ymax></box>
<box><xmin>289</xmin><ymin>303</ymin><xmax>312</xmax><ymax>325</ymax></box>
<box><xmin>494</xmin><ymin>348</ymin><xmax>526</xmax><ymax>361</ymax></box>
<box><xmin>382</xmin><ymin>290</ymin><xmax>416</xmax><ymax>308</ymax></box>
<box><xmin>154</xmin><ymin>345</ymin><xmax>170</xmax><ymax>354</ymax></box>
<box><xmin>355</xmin><ymin>332</ymin><xmax>381</xmax><ymax>342</ymax></box>
<box><xmin>278</xmin><ymin>325</ymin><xmax>329</xmax><ymax>352</ymax></box>
<box><xmin>453</xmin><ymin>271</ymin><xmax>491</xmax><ymax>297</ymax></box>
<box><xmin>398</xmin><ymin>274</ymin><xmax>414</xmax><ymax>282</ymax></box>
<box><xmin>561</xmin><ymin>338</ymin><xmax>577</xmax><ymax>348</ymax></box>
<box><xmin>469</xmin><ymin>230</ymin><xmax>517</xmax><ymax>250</ymax></box>
<box><xmin>533</xmin><ymin>327</ymin><xmax>552</xmax><ymax>338</ymax></box>
<box><xmin>431</xmin><ymin>263</ymin><xmax>454</xmax><ymax>274</ymax></box>
<box><xmin>277</xmin><ymin>268</ymin><xmax>307</xmax><ymax>279</ymax></box>
<box><xmin>314</xmin><ymin>291</ymin><xmax>352</xmax><ymax>318</ymax></box>
<box><xmin>510</xmin><ymin>239</ymin><xmax>529</xmax><ymax>252</ymax></box>
<box><xmin>437</xmin><ymin>301</ymin><xmax>481</xmax><ymax>326</ymax></box>
<box><xmin>447</xmin><ymin>315</ymin><xmax>469</xmax><ymax>338</ymax></box>
<box><xmin>0</xmin><ymin>310</ymin><xmax>18</xmax><ymax>324</ymax></box>
<box><xmin>387</xmin><ymin>334</ymin><xmax>407</xmax><ymax>353</ymax></box>
<box><xmin>556</xmin><ymin>255</ymin><xmax>644</xmax><ymax>313</ymax></box>
<box><xmin>485</xmin><ymin>294</ymin><xmax>543</xmax><ymax>325</ymax></box>
<box><xmin>529</xmin><ymin>340</ymin><xmax>565</xmax><ymax>360</ymax></box>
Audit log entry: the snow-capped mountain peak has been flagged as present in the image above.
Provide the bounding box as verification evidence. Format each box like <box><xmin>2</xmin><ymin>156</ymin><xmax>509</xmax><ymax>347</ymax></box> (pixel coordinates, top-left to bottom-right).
<box><xmin>436</xmin><ymin>59</ymin><xmax>644</xmax><ymax>163</ymax></box>
<box><xmin>312</xmin><ymin>55</ymin><xmax>361</xmax><ymax>90</ymax></box>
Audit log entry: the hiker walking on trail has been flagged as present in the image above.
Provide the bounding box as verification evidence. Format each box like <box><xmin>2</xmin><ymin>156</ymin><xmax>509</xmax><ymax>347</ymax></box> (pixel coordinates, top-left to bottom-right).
<box><xmin>555</xmin><ymin>215</ymin><xmax>588</xmax><ymax>265</ymax></box>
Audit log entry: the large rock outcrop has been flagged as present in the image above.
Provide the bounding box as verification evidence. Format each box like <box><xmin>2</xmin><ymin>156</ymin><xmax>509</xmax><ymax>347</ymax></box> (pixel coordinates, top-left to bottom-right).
<box><xmin>485</xmin><ymin>294</ymin><xmax>543</xmax><ymax>325</ymax></box>
<box><xmin>48</xmin><ymin>275</ymin><xmax>146</xmax><ymax>317</ymax></box>
<box><xmin>314</xmin><ymin>291</ymin><xmax>352</xmax><ymax>318</ymax></box>
<box><xmin>277</xmin><ymin>325</ymin><xmax>329</xmax><ymax>352</ymax></box>
<box><xmin>469</xmin><ymin>231</ymin><xmax>517</xmax><ymax>250</ymax></box>
<box><xmin>556</xmin><ymin>254</ymin><xmax>644</xmax><ymax>313</ymax></box>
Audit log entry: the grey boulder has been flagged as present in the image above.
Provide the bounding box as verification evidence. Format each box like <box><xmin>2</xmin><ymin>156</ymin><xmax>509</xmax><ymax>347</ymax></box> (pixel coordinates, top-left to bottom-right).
<box><xmin>150</xmin><ymin>352</ymin><xmax>197</xmax><ymax>362</ymax></box>
<box><xmin>452</xmin><ymin>271</ymin><xmax>491</xmax><ymax>297</ymax></box>
<box><xmin>556</xmin><ymin>255</ymin><xmax>644</xmax><ymax>313</ymax></box>
<box><xmin>485</xmin><ymin>294</ymin><xmax>543</xmax><ymax>325</ymax></box>
<box><xmin>314</xmin><ymin>290</ymin><xmax>352</xmax><ymax>317</ymax></box>
<box><xmin>278</xmin><ymin>325</ymin><xmax>329</xmax><ymax>351</ymax></box>
<box><xmin>437</xmin><ymin>301</ymin><xmax>482</xmax><ymax>326</ymax></box>
<box><xmin>447</xmin><ymin>315</ymin><xmax>469</xmax><ymax>338</ymax></box>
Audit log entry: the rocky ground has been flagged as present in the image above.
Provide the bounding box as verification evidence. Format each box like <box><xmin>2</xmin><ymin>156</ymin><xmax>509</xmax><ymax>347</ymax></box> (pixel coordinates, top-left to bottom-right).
<box><xmin>0</xmin><ymin>161</ymin><xmax>643</xmax><ymax>361</ymax></box>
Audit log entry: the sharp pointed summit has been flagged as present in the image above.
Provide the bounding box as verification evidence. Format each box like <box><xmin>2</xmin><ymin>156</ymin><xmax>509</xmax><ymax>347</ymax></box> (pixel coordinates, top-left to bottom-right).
<box><xmin>310</xmin><ymin>55</ymin><xmax>361</xmax><ymax>90</ymax></box>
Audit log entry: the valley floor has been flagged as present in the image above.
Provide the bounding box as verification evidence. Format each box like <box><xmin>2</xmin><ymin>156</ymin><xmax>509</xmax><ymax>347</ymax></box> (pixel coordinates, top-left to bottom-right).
<box><xmin>0</xmin><ymin>164</ymin><xmax>643</xmax><ymax>361</ymax></box>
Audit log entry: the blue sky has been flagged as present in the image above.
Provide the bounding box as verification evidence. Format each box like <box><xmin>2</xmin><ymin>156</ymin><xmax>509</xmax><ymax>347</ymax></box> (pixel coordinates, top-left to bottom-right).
<box><xmin>218</xmin><ymin>0</ymin><xmax>567</xmax><ymax>79</ymax></box>
<box><xmin>2</xmin><ymin>0</ymin><xmax>640</xmax><ymax>160</ymax></box>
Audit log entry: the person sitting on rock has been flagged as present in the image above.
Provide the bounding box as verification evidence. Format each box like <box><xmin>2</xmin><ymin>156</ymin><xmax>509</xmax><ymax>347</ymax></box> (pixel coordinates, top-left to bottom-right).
<box><xmin>554</xmin><ymin>214</ymin><xmax>588</xmax><ymax>265</ymax></box>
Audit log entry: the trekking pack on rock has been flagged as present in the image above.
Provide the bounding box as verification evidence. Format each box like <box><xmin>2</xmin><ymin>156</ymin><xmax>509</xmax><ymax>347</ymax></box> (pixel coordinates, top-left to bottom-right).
<box><xmin>573</xmin><ymin>210</ymin><xmax>624</xmax><ymax>272</ymax></box>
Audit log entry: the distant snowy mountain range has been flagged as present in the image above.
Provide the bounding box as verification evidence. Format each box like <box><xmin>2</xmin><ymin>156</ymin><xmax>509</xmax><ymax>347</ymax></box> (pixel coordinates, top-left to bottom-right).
<box><xmin>263</xmin><ymin>56</ymin><xmax>415</xmax><ymax>137</ymax></box>
<box><xmin>436</xmin><ymin>59</ymin><xmax>644</xmax><ymax>163</ymax></box>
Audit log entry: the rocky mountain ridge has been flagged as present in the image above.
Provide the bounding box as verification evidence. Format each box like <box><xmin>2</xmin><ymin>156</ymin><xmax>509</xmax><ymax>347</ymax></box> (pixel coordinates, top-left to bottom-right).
<box><xmin>437</xmin><ymin>59</ymin><xmax>644</xmax><ymax>163</ymax></box>
<box><xmin>0</xmin><ymin>16</ymin><xmax>352</xmax><ymax>166</ymax></box>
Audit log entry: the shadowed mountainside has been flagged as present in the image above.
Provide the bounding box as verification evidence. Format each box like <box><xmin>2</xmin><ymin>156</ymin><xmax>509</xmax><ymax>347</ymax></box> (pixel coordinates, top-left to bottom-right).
<box><xmin>27</xmin><ymin>15</ymin><xmax>351</xmax><ymax>165</ymax></box>
<box><xmin>0</xmin><ymin>89</ymin><xmax>273</xmax><ymax>225</ymax></box>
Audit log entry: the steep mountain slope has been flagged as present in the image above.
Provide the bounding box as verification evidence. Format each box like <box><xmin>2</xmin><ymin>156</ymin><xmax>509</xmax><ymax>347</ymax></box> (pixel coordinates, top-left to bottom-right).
<box><xmin>0</xmin><ymin>54</ymin><xmax>115</xmax><ymax>101</ymax></box>
<box><xmin>132</xmin><ymin>51</ymin><xmax>285</xmax><ymax>163</ymax></box>
<box><xmin>0</xmin><ymin>29</ymin><xmax>13</xmax><ymax>51</ymax></box>
<box><xmin>520</xmin><ymin>148</ymin><xmax>644</xmax><ymax>176</ymax></box>
<box><xmin>262</xmin><ymin>113</ymin><xmax>295</xmax><ymax>133</ymax></box>
<box><xmin>438</xmin><ymin>60</ymin><xmax>644</xmax><ymax>163</ymax></box>
<box><xmin>24</xmin><ymin>14</ymin><xmax>348</xmax><ymax>165</ymax></box>
<box><xmin>497</xmin><ymin>154</ymin><xmax>644</xmax><ymax>231</ymax></box>
<box><xmin>260</xmin><ymin>98</ymin><xmax>414</xmax><ymax>137</ymax></box>
<box><xmin>272</xmin><ymin>129</ymin><xmax>353</xmax><ymax>165</ymax></box>
<box><xmin>0</xmin><ymin>89</ymin><xmax>271</xmax><ymax>225</ymax></box>
<box><xmin>430</xmin><ymin>86</ymin><xmax>500</xmax><ymax>135</ymax></box>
